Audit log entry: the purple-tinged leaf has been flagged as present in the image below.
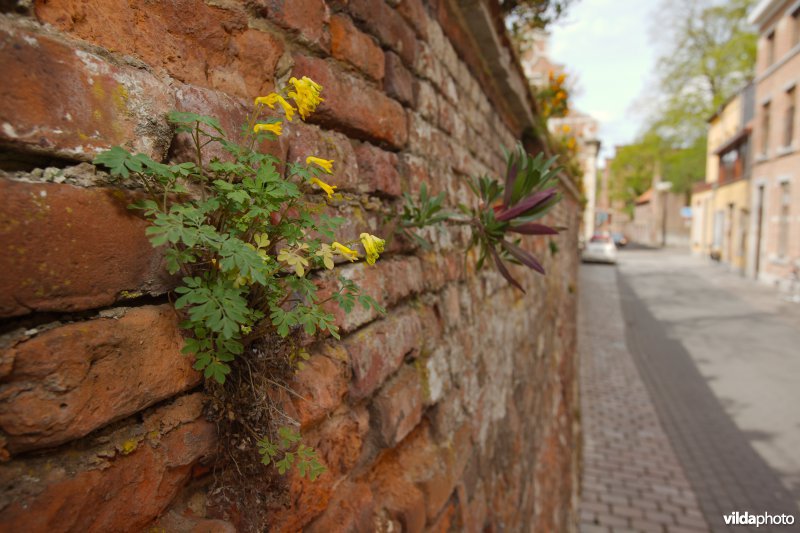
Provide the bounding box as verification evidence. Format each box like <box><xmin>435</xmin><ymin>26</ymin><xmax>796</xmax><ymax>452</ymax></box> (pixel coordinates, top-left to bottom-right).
<box><xmin>504</xmin><ymin>158</ymin><xmax>519</xmax><ymax>206</ymax></box>
<box><xmin>501</xmin><ymin>240</ymin><xmax>546</xmax><ymax>275</ymax></box>
<box><xmin>495</xmin><ymin>188</ymin><xmax>557</xmax><ymax>222</ymax></box>
<box><xmin>507</xmin><ymin>223</ymin><xmax>559</xmax><ymax>235</ymax></box>
<box><xmin>489</xmin><ymin>245</ymin><xmax>525</xmax><ymax>293</ymax></box>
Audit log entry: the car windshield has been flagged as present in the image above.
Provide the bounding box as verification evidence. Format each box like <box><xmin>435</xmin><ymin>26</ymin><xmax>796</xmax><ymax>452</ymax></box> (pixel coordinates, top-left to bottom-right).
<box><xmin>590</xmin><ymin>235</ymin><xmax>611</xmax><ymax>243</ymax></box>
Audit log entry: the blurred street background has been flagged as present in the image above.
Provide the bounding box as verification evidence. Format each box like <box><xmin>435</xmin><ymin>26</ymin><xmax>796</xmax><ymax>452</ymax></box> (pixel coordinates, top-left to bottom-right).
<box><xmin>579</xmin><ymin>246</ymin><xmax>800</xmax><ymax>531</ymax></box>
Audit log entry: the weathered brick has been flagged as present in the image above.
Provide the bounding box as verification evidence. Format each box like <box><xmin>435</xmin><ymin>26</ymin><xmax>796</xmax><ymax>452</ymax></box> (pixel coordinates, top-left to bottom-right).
<box><xmin>285</xmin><ymin>344</ymin><xmax>349</xmax><ymax>429</ymax></box>
<box><xmin>345</xmin><ymin>307</ymin><xmax>423</xmax><ymax>400</ymax></box>
<box><xmin>438</xmin><ymin>97</ymin><xmax>456</xmax><ymax>135</ymax></box>
<box><xmin>254</xmin><ymin>0</ymin><xmax>330</xmax><ymax>52</ymax></box>
<box><xmin>0</xmin><ymin>305</ymin><xmax>199</xmax><ymax>453</ymax></box>
<box><xmin>384</xmin><ymin>50</ymin><xmax>416</xmax><ymax>107</ymax></box>
<box><xmin>415</xmin><ymin>80</ymin><xmax>439</xmax><ymax>121</ymax></box>
<box><xmin>337</xmin><ymin>0</ymin><xmax>418</xmax><ymax>67</ymax></box>
<box><xmin>286</xmin><ymin>120</ymin><xmax>360</xmax><ymax>191</ymax></box>
<box><xmin>35</xmin><ymin>0</ymin><xmax>284</xmax><ymax>99</ymax></box>
<box><xmin>267</xmin><ymin>406</ymin><xmax>369</xmax><ymax>530</ymax></box>
<box><xmin>395</xmin><ymin>0</ymin><xmax>429</xmax><ymax>40</ymax></box>
<box><xmin>0</xmin><ymin>393</ymin><xmax>215</xmax><ymax>533</ymax></box>
<box><xmin>292</xmin><ymin>55</ymin><xmax>408</xmax><ymax>149</ymax></box>
<box><xmin>399</xmin><ymin>152</ymin><xmax>432</xmax><ymax>194</ymax></box>
<box><xmin>330</xmin><ymin>13</ymin><xmax>384</xmax><ymax>81</ymax></box>
<box><xmin>0</xmin><ymin>180</ymin><xmax>172</xmax><ymax>318</ymax></box>
<box><xmin>353</xmin><ymin>141</ymin><xmax>402</xmax><ymax>196</ymax></box>
<box><xmin>0</xmin><ymin>23</ymin><xmax>173</xmax><ymax>160</ymax></box>
<box><xmin>321</xmin><ymin>256</ymin><xmax>425</xmax><ymax>332</ymax></box>
<box><xmin>306</xmin><ymin>481</ymin><xmax>375</xmax><ymax>532</ymax></box>
<box><xmin>372</xmin><ymin>364</ymin><xmax>424</xmax><ymax>446</ymax></box>
<box><xmin>368</xmin><ymin>444</ymin><xmax>428</xmax><ymax>532</ymax></box>
<box><xmin>171</xmin><ymin>82</ymin><xmax>289</xmax><ymax>166</ymax></box>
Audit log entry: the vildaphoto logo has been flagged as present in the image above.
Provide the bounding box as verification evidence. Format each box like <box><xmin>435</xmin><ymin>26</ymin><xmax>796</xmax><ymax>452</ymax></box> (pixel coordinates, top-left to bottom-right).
<box><xmin>723</xmin><ymin>511</ymin><xmax>795</xmax><ymax>527</ymax></box>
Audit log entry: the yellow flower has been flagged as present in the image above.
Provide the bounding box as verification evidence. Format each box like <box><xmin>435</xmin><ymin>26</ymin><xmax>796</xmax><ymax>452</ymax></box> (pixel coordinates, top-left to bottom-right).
<box><xmin>557</xmin><ymin>73</ymin><xmax>566</xmax><ymax>84</ymax></box>
<box><xmin>254</xmin><ymin>93</ymin><xmax>295</xmax><ymax>121</ymax></box>
<box><xmin>332</xmin><ymin>241</ymin><xmax>359</xmax><ymax>262</ymax></box>
<box><xmin>359</xmin><ymin>233</ymin><xmax>385</xmax><ymax>266</ymax></box>
<box><xmin>287</xmin><ymin>76</ymin><xmax>324</xmax><ymax>119</ymax></box>
<box><xmin>561</xmin><ymin>124</ymin><xmax>571</xmax><ymax>133</ymax></box>
<box><xmin>306</xmin><ymin>156</ymin><xmax>334</xmax><ymax>174</ymax></box>
<box><xmin>253</xmin><ymin>122</ymin><xmax>282</xmax><ymax>136</ymax></box>
<box><xmin>310</xmin><ymin>177</ymin><xmax>337</xmax><ymax>198</ymax></box>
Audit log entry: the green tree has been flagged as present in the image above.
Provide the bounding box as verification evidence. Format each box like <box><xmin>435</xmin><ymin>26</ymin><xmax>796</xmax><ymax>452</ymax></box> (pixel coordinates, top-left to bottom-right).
<box><xmin>614</xmin><ymin>0</ymin><xmax>756</xmax><ymax>201</ymax></box>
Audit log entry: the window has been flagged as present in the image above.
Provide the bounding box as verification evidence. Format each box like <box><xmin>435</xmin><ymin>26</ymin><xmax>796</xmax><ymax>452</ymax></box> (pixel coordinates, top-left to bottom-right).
<box><xmin>793</xmin><ymin>8</ymin><xmax>800</xmax><ymax>47</ymax></box>
<box><xmin>761</xmin><ymin>101</ymin><xmax>771</xmax><ymax>154</ymax></box>
<box><xmin>720</xmin><ymin>149</ymin><xmax>738</xmax><ymax>182</ymax></box>
<box><xmin>785</xmin><ymin>87</ymin><xmax>796</xmax><ymax>147</ymax></box>
<box><xmin>778</xmin><ymin>182</ymin><xmax>791</xmax><ymax>257</ymax></box>
<box><xmin>767</xmin><ymin>31</ymin><xmax>776</xmax><ymax>65</ymax></box>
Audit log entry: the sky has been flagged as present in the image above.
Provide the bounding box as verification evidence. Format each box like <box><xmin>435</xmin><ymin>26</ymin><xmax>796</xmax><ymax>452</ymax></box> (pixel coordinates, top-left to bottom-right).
<box><xmin>549</xmin><ymin>0</ymin><xmax>659</xmax><ymax>162</ymax></box>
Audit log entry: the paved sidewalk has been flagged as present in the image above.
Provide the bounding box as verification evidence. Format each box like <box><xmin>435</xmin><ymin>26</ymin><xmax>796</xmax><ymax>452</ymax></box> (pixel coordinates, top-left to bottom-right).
<box><xmin>617</xmin><ymin>249</ymin><xmax>800</xmax><ymax>530</ymax></box>
<box><xmin>579</xmin><ymin>263</ymin><xmax>709</xmax><ymax>532</ymax></box>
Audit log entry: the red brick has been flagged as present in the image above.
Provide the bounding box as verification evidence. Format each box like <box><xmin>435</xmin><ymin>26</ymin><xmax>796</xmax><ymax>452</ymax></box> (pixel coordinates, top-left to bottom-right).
<box><xmin>0</xmin><ymin>305</ymin><xmax>200</xmax><ymax>453</ymax></box>
<box><xmin>0</xmin><ymin>180</ymin><xmax>173</xmax><ymax>318</ymax></box>
<box><xmin>0</xmin><ymin>393</ymin><xmax>215</xmax><ymax>533</ymax></box>
<box><xmin>428</xmin><ymin>501</ymin><xmax>459</xmax><ymax>533</ymax></box>
<box><xmin>292</xmin><ymin>55</ymin><xmax>408</xmax><ymax>149</ymax></box>
<box><xmin>254</xmin><ymin>0</ymin><xmax>330</xmax><ymax>51</ymax></box>
<box><xmin>330</xmin><ymin>13</ymin><xmax>384</xmax><ymax>81</ymax></box>
<box><xmin>0</xmin><ymin>23</ymin><xmax>173</xmax><ymax>160</ymax></box>
<box><xmin>35</xmin><ymin>0</ymin><xmax>284</xmax><ymax>99</ymax></box>
<box><xmin>396</xmin><ymin>0</ymin><xmax>429</xmax><ymax>40</ymax></box>
<box><xmin>372</xmin><ymin>364</ymin><xmax>424</xmax><ymax>446</ymax></box>
<box><xmin>368</xmin><ymin>448</ymin><xmax>427</xmax><ymax>532</ymax></box>
<box><xmin>266</xmin><ymin>406</ymin><xmax>369</xmax><ymax>530</ymax></box>
<box><xmin>320</xmin><ymin>256</ymin><xmax>425</xmax><ymax>333</ymax></box>
<box><xmin>337</xmin><ymin>0</ymin><xmax>418</xmax><ymax>67</ymax></box>
<box><xmin>345</xmin><ymin>307</ymin><xmax>423</xmax><ymax>400</ymax></box>
<box><xmin>284</xmin><ymin>344</ymin><xmax>349</xmax><ymax>429</ymax></box>
<box><xmin>285</xmin><ymin>120</ymin><xmax>360</xmax><ymax>192</ymax></box>
<box><xmin>384</xmin><ymin>50</ymin><xmax>416</xmax><ymax>107</ymax></box>
<box><xmin>306</xmin><ymin>481</ymin><xmax>375</xmax><ymax>532</ymax></box>
<box><xmin>353</xmin><ymin>141</ymin><xmax>402</xmax><ymax>196</ymax></box>
<box><xmin>172</xmin><ymin>82</ymin><xmax>289</xmax><ymax>167</ymax></box>
<box><xmin>399</xmin><ymin>152</ymin><xmax>433</xmax><ymax>194</ymax></box>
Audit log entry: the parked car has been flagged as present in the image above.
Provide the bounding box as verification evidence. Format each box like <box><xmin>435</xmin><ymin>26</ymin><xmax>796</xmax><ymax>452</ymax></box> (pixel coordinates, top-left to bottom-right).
<box><xmin>611</xmin><ymin>232</ymin><xmax>628</xmax><ymax>247</ymax></box>
<box><xmin>582</xmin><ymin>233</ymin><xmax>618</xmax><ymax>264</ymax></box>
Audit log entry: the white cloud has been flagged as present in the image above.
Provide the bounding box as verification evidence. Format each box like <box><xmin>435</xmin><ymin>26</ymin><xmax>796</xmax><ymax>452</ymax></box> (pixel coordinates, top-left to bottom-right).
<box><xmin>549</xmin><ymin>0</ymin><xmax>658</xmax><ymax>157</ymax></box>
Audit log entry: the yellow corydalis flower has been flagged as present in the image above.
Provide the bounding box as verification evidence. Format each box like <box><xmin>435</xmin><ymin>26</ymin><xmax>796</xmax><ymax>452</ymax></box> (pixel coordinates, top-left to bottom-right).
<box><xmin>359</xmin><ymin>233</ymin><xmax>385</xmax><ymax>266</ymax></box>
<box><xmin>287</xmin><ymin>76</ymin><xmax>324</xmax><ymax>119</ymax></box>
<box><xmin>306</xmin><ymin>156</ymin><xmax>334</xmax><ymax>174</ymax></box>
<box><xmin>310</xmin><ymin>177</ymin><xmax>337</xmax><ymax>198</ymax></box>
<box><xmin>254</xmin><ymin>93</ymin><xmax>295</xmax><ymax>121</ymax></box>
<box><xmin>253</xmin><ymin>122</ymin><xmax>282</xmax><ymax>136</ymax></box>
<box><xmin>332</xmin><ymin>242</ymin><xmax>359</xmax><ymax>262</ymax></box>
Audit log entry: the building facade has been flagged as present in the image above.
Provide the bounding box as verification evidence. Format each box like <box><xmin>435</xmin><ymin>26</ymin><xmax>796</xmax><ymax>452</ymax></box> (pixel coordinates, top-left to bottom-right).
<box><xmin>691</xmin><ymin>83</ymin><xmax>754</xmax><ymax>272</ymax></box>
<box><xmin>748</xmin><ymin>0</ymin><xmax>800</xmax><ymax>287</ymax></box>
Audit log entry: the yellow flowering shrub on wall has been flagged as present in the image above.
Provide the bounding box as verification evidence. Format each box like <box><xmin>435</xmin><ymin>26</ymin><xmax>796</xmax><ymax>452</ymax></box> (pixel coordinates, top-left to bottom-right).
<box><xmin>94</xmin><ymin>77</ymin><xmax>385</xmax><ymax>480</ymax></box>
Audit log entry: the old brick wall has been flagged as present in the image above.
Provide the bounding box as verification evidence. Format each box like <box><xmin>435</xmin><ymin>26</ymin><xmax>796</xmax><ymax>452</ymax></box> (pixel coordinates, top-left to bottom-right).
<box><xmin>0</xmin><ymin>0</ymin><xmax>581</xmax><ymax>531</ymax></box>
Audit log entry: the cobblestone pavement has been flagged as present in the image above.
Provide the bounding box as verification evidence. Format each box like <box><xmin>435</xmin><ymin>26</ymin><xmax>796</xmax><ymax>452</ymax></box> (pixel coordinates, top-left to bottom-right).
<box><xmin>616</xmin><ymin>249</ymin><xmax>800</xmax><ymax>531</ymax></box>
<box><xmin>579</xmin><ymin>262</ymin><xmax>709</xmax><ymax>532</ymax></box>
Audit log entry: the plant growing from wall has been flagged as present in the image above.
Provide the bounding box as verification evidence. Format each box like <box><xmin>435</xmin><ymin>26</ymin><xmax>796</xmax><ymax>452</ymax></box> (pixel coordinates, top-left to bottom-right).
<box><xmin>399</xmin><ymin>145</ymin><xmax>563</xmax><ymax>291</ymax></box>
<box><xmin>95</xmin><ymin>77</ymin><xmax>386</xmax><ymax>480</ymax></box>
<box><xmin>94</xmin><ymin>77</ymin><xmax>564</xmax><ymax>483</ymax></box>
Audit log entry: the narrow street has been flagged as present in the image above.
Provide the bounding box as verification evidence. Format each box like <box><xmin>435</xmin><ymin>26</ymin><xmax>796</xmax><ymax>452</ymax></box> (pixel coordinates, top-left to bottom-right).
<box><xmin>579</xmin><ymin>247</ymin><xmax>800</xmax><ymax>532</ymax></box>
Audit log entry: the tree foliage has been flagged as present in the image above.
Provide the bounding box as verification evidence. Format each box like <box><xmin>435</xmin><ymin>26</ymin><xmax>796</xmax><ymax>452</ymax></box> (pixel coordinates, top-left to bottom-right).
<box><xmin>502</xmin><ymin>0</ymin><xmax>576</xmax><ymax>35</ymax></box>
<box><xmin>612</xmin><ymin>0</ymin><xmax>756</xmax><ymax>202</ymax></box>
